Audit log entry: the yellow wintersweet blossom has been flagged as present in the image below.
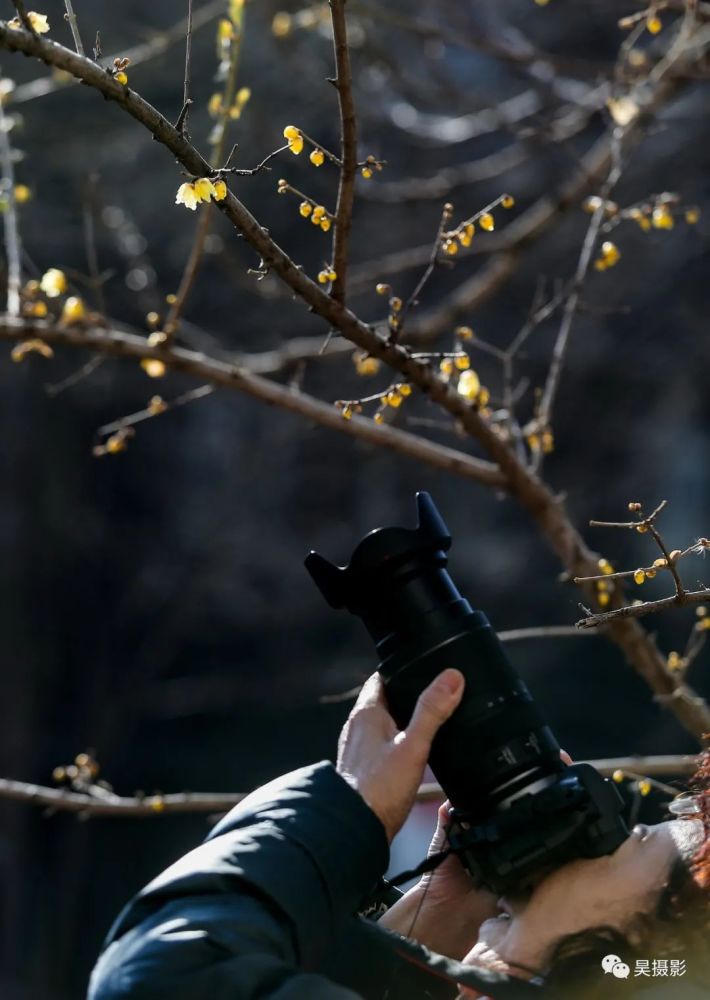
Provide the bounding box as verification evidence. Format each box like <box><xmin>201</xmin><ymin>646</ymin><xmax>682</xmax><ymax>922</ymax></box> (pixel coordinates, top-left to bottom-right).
<box><xmin>457</xmin><ymin>368</ymin><xmax>481</xmax><ymax>401</ymax></box>
<box><xmin>61</xmin><ymin>296</ymin><xmax>86</xmax><ymax>324</ymax></box>
<box><xmin>194</xmin><ymin>177</ymin><xmax>217</xmax><ymax>202</ymax></box>
<box><xmin>114</xmin><ymin>71</ymin><xmax>128</xmax><ymax>86</ymax></box>
<box><xmin>9</xmin><ymin>11</ymin><xmax>50</xmax><ymax>33</ymax></box>
<box><xmin>176</xmin><ymin>182</ymin><xmax>199</xmax><ymax>210</ymax></box>
<box><xmin>213</xmin><ymin>179</ymin><xmax>228</xmax><ymax>201</ymax></box>
<box><xmin>40</xmin><ymin>267</ymin><xmax>67</xmax><ymax>297</ymax></box>
<box><xmin>14</xmin><ymin>184</ymin><xmax>31</xmax><ymax>203</ymax></box>
<box><xmin>11</xmin><ymin>339</ymin><xmax>53</xmax><ymax>362</ymax></box>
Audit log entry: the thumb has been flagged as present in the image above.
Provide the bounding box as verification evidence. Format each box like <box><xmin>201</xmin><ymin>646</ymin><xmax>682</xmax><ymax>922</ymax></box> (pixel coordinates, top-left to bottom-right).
<box><xmin>405</xmin><ymin>669</ymin><xmax>464</xmax><ymax>758</ymax></box>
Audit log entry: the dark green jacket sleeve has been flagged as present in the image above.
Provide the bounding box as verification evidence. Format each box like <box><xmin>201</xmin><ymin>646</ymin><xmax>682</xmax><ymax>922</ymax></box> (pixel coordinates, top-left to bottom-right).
<box><xmin>88</xmin><ymin>762</ymin><xmax>390</xmax><ymax>999</ymax></box>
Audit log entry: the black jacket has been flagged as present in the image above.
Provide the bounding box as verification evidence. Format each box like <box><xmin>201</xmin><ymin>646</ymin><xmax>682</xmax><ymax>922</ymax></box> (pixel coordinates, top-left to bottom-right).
<box><xmin>87</xmin><ymin>762</ymin><xmax>541</xmax><ymax>999</ymax></box>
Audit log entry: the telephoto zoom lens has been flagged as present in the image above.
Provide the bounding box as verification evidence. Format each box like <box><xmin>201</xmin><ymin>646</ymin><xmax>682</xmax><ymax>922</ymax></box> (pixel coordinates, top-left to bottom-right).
<box><xmin>305</xmin><ymin>492</ymin><xmax>565</xmax><ymax>819</ymax></box>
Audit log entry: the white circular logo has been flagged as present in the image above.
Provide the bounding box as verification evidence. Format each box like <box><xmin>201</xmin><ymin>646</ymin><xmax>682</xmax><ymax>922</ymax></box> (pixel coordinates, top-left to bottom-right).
<box><xmin>613</xmin><ymin>962</ymin><xmax>630</xmax><ymax>979</ymax></box>
<box><xmin>601</xmin><ymin>954</ymin><xmax>623</xmax><ymax>974</ymax></box>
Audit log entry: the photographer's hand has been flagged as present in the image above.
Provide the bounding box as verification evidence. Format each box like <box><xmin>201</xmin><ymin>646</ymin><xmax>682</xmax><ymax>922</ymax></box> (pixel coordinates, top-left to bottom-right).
<box><xmin>379</xmin><ymin>750</ymin><xmax>574</xmax><ymax>960</ymax></box>
<box><xmin>336</xmin><ymin>669</ymin><xmax>464</xmax><ymax>843</ymax></box>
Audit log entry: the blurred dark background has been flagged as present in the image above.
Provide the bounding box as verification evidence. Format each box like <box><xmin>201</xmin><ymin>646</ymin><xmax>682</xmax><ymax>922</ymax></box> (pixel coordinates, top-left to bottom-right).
<box><xmin>1</xmin><ymin>1</ymin><xmax>710</xmax><ymax>996</ymax></box>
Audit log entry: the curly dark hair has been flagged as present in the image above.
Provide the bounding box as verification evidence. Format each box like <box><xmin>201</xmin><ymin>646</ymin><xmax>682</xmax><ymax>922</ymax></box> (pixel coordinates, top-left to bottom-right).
<box><xmin>539</xmin><ymin>750</ymin><xmax>710</xmax><ymax>998</ymax></box>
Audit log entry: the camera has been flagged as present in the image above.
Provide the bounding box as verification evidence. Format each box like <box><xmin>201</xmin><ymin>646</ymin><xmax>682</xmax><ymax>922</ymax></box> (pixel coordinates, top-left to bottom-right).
<box><xmin>305</xmin><ymin>492</ymin><xmax>628</xmax><ymax>894</ymax></box>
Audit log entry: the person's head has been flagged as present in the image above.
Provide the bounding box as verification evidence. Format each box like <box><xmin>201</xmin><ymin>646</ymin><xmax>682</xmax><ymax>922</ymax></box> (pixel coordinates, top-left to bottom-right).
<box><xmin>465</xmin><ymin>752</ymin><xmax>710</xmax><ymax>997</ymax></box>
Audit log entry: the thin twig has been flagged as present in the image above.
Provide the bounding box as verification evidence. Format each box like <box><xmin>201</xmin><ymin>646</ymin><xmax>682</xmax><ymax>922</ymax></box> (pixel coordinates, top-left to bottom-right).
<box><xmin>164</xmin><ymin>0</ymin><xmax>243</xmax><ymax>340</ymax></box>
<box><xmin>394</xmin><ymin>202</ymin><xmax>452</xmax><ymax>344</ymax></box>
<box><xmin>535</xmin><ymin>139</ymin><xmax>623</xmax><ymax>449</ymax></box>
<box><xmin>63</xmin><ymin>0</ymin><xmax>84</xmax><ymax>56</ymax></box>
<box><xmin>180</xmin><ymin>0</ymin><xmax>193</xmax><ymax>136</ymax></box>
<box><xmin>577</xmin><ymin>589</ymin><xmax>710</xmax><ymax>629</ymax></box>
<box><xmin>0</xmin><ymin>100</ymin><xmax>21</xmax><ymax>317</ymax></box>
<box><xmin>329</xmin><ymin>0</ymin><xmax>358</xmax><ymax>305</ymax></box>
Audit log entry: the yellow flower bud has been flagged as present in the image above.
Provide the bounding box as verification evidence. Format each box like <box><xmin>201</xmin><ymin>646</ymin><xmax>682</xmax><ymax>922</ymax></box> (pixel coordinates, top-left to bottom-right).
<box><xmin>14</xmin><ymin>184</ymin><xmax>31</xmax><ymax>203</ymax></box>
<box><xmin>114</xmin><ymin>71</ymin><xmax>128</xmax><ymax>86</ymax></box>
<box><xmin>652</xmin><ymin>205</ymin><xmax>674</xmax><ymax>230</ymax></box>
<box><xmin>479</xmin><ymin>212</ymin><xmax>495</xmax><ymax>231</ymax></box>
<box><xmin>309</xmin><ymin>148</ymin><xmax>325</xmax><ymax>167</ymax></box>
<box><xmin>501</xmin><ymin>194</ymin><xmax>515</xmax><ymax>209</ymax></box>
<box><xmin>361</xmin><ymin>167</ymin><xmax>373</xmax><ymax>179</ymax></box>
<box><xmin>61</xmin><ymin>296</ymin><xmax>86</xmax><ymax>324</ymax></box>
<box><xmin>638</xmin><ymin>779</ymin><xmax>652</xmax><ymax>796</ymax></box>
<box><xmin>633</xmin><ymin>569</ymin><xmax>646</xmax><ymax>585</ymax></box>
<box><xmin>376</xmin><ymin>283</ymin><xmax>390</xmax><ymax>295</ymax></box>
<box><xmin>646</xmin><ymin>14</ymin><xmax>662</xmax><ymax>34</ymax></box>
<box><xmin>212</xmin><ymin>179</ymin><xmax>228</xmax><ymax>201</ymax></box>
<box><xmin>320</xmin><ymin>218</ymin><xmax>331</xmax><ymax>232</ymax></box>
<box><xmin>667</xmin><ymin>651</ymin><xmax>683</xmax><ymax>671</ymax></box>
<box><xmin>612</xmin><ymin>769</ymin><xmax>624</xmax><ymax>783</ymax></box>
<box><xmin>141</xmin><ymin>359</ymin><xmax>166</xmax><ymax>378</ymax></box>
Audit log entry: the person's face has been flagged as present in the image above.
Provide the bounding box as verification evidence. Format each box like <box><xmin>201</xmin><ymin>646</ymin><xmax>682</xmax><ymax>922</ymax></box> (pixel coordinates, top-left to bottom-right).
<box><xmin>462</xmin><ymin>818</ymin><xmax>704</xmax><ymax>995</ymax></box>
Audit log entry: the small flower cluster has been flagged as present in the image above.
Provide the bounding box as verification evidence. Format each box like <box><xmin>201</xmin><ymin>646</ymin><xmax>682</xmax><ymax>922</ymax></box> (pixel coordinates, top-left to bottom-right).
<box><xmin>375</xmin><ymin>283</ymin><xmax>405</xmax><ymax>339</ymax></box>
<box><xmin>360</xmin><ymin>154</ymin><xmax>384</xmax><ymax>180</ymax></box>
<box><xmin>282</xmin><ymin>126</ymin><xmax>384</xmax><ymax>176</ymax></box>
<box><xmin>283</xmin><ymin>125</ymin><xmax>327</xmax><ymax>164</ymax></box>
<box><xmin>618</xmin><ymin>9</ymin><xmax>662</xmax><ymax>34</ymax></box>
<box><xmin>53</xmin><ymin>752</ymin><xmax>100</xmax><ymax>786</ymax></box>
<box><xmin>593</xmin><ymin>240</ymin><xmax>621</xmax><ymax>271</ymax></box>
<box><xmin>317</xmin><ymin>266</ymin><xmax>337</xmax><ymax>285</ymax></box>
<box><xmin>583</xmin><ymin>193</ymin><xmax>700</xmax><ymax>254</ymax></box>
<box><xmin>12</xmin><ymin>268</ymin><xmax>90</xmax><ymax>362</ymax></box>
<box><xmin>335</xmin><ymin>381</ymin><xmax>413</xmax><ymax>423</ymax></box>
<box><xmin>112</xmin><ymin>56</ymin><xmax>130</xmax><ymax>86</ymax></box>
<box><xmin>612</xmin><ymin>770</ymin><xmax>653</xmax><ymax>796</ymax></box>
<box><xmin>8</xmin><ymin>10</ymin><xmax>49</xmax><ymax>33</ymax></box>
<box><xmin>440</xmin><ymin>194</ymin><xmax>515</xmax><ymax>256</ymax></box>
<box><xmin>176</xmin><ymin>176</ymin><xmax>228</xmax><ymax>211</ymax></box>
<box><xmin>271</xmin><ymin>7</ymin><xmax>330</xmax><ymax>38</ymax></box>
<box><xmin>209</xmin><ymin>86</ymin><xmax>251</xmax><ymax>121</ymax></box>
<box><xmin>277</xmin><ymin>178</ymin><xmax>334</xmax><ymax>232</ymax></box>
<box><xmin>595</xmin><ymin>558</ymin><xmax>616</xmax><ymax>608</ymax></box>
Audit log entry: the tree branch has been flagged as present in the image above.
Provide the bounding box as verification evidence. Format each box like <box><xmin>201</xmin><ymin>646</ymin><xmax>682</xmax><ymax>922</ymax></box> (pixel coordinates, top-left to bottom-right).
<box><xmin>0</xmin><ymin>755</ymin><xmax>698</xmax><ymax>817</ymax></box>
<box><xmin>0</xmin><ymin>318</ymin><xmax>505</xmax><ymax>488</ymax></box>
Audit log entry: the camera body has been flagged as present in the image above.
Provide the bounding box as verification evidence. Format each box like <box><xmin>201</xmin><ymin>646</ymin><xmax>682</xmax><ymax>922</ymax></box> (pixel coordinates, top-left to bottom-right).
<box><xmin>305</xmin><ymin>492</ymin><xmax>628</xmax><ymax>894</ymax></box>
